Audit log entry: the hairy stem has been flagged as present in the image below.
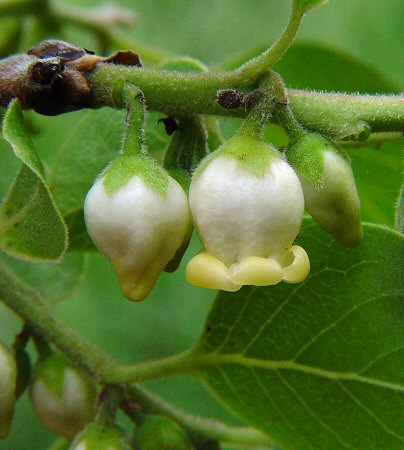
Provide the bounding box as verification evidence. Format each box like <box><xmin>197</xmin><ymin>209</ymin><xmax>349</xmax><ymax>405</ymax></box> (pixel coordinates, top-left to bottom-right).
<box><xmin>289</xmin><ymin>90</ymin><xmax>404</xmax><ymax>139</ymax></box>
<box><xmin>0</xmin><ymin>266</ymin><xmax>275</xmax><ymax>447</ymax></box>
<box><xmin>88</xmin><ymin>64</ymin><xmax>404</xmax><ymax>140</ymax></box>
<box><xmin>228</xmin><ymin>3</ymin><xmax>305</xmax><ymax>82</ymax></box>
<box><xmin>126</xmin><ymin>385</ymin><xmax>276</xmax><ymax>449</ymax></box>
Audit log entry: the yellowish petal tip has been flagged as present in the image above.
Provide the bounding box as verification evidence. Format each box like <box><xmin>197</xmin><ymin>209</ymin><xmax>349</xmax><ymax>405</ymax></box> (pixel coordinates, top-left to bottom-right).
<box><xmin>186</xmin><ymin>251</ymin><xmax>241</xmax><ymax>292</ymax></box>
<box><xmin>116</xmin><ymin>270</ymin><xmax>155</xmax><ymax>302</ymax></box>
<box><xmin>282</xmin><ymin>245</ymin><xmax>310</xmax><ymax>283</ymax></box>
<box><xmin>230</xmin><ymin>256</ymin><xmax>283</xmax><ymax>286</ymax></box>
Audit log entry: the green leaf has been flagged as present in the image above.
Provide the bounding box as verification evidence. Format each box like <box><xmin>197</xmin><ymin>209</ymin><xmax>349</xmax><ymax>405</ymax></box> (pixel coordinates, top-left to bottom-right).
<box><xmin>0</xmin><ymin>252</ymin><xmax>87</xmax><ymax>305</ymax></box>
<box><xmin>275</xmin><ymin>43</ymin><xmax>401</xmax><ymax>93</ymax></box>
<box><xmin>49</xmin><ymin>108</ymin><xmax>125</xmax><ymax>251</ymax></box>
<box><xmin>221</xmin><ymin>43</ymin><xmax>401</xmax><ymax>94</ymax></box>
<box><xmin>193</xmin><ymin>219</ymin><xmax>404</xmax><ymax>449</ymax></box>
<box><xmin>0</xmin><ymin>100</ymin><xmax>67</xmax><ymax>261</ymax></box>
<box><xmin>0</xmin><ymin>18</ymin><xmax>21</xmax><ymax>57</ymax></box>
<box><xmin>346</xmin><ymin>140</ymin><xmax>403</xmax><ymax>227</ymax></box>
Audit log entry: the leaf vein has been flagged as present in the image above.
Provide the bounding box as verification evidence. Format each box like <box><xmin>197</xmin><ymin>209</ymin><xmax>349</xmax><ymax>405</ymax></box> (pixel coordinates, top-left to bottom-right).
<box><xmin>195</xmin><ymin>354</ymin><xmax>404</xmax><ymax>394</ymax></box>
<box><xmin>292</xmin><ymin>293</ymin><xmax>392</xmax><ymax>362</ymax></box>
<box><xmin>276</xmin><ymin>370</ymin><xmax>352</xmax><ymax>449</ymax></box>
<box><xmin>338</xmin><ymin>380</ymin><xmax>404</xmax><ymax>442</ymax></box>
<box><xmin>214</xmin><ymin>287</ymin><xmax>256</xmax><ymax>354</ymax></box>
<box><xmin>250</xmin><ymin>367</ymin><xmax>315</xmax><ymax>448</ymax></box>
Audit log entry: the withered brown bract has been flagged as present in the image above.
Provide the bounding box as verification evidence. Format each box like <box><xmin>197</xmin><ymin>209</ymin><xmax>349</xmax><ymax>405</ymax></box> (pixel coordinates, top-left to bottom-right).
<box><xmin>0</xmin><ymin>39</ymin><xmax>143</xmax><ymax>115</ymax></box>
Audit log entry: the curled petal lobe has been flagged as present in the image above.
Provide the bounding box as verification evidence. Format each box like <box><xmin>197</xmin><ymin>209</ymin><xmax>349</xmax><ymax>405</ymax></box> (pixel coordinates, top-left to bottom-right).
<box><xmin>281</xmin><ymin>245</ymin><xmax>310</xmax><ymax>283</ymax></box>
<box><xmin>186</xmin><ymin>252</ymin><xmax>241</xmax><ymax>292</ymax></box>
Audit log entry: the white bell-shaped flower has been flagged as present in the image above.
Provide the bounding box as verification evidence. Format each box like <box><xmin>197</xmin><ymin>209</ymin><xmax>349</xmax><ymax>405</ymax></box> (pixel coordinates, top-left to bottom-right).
<box><xmin>85</xmin><ymin>165</ymin><xmax>190</xmax><ymax>302</ymax></box>
<box><xmin>186</xmin><ymin>135</ymin><xmax>309</xmax><ymax>292</ymax></box>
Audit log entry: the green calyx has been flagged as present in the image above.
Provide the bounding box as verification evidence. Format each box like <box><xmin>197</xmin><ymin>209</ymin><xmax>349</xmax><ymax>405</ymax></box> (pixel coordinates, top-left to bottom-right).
<box><xmin>32</xmin><ymin>352</ymin><xmax>68</xmax><ymax>398</ymax></box>
<box><xmin>32</xmin><ymin>352</ymin><xmax>96</xmax><ymax>400</ymax></box>
<box><xmin>102</xmin><ymin>154</ymin><xmax>169</xmax><ymax>197</ymax></box>
<box><xmin>195</xmin><ymin>134</ymin><xmax>280</xmax><ymax>178</ymax></box>
<box><xmin>286</xmin><ymin>133</ymin><xmax>330</xmax><ymax>188</ymax></box>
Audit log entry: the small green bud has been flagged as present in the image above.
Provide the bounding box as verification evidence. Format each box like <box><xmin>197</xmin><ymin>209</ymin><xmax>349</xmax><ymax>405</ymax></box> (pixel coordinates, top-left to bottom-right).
<box><xmin>69</xmin><ymin>422</ymin><xmax>132</xmax><ymax>450</ymax></box>
<box><xmin>0</xmin><ymin>342</ymin><xmax>17</xmax><ymax>439</ymax></box>
<box><xmin>30</xmin><ymin>352</ymin><xmax>98</xmax><ymax>439</ymax></box>
<box><xmin>134</xmin><ymin>415</ymin><xmax>192</xmax><ymax>450</ymax></box>
<box><xmin>287</xmin><ymin>134</ymin><xmax>362</xmax><ymax>247</ymax></box>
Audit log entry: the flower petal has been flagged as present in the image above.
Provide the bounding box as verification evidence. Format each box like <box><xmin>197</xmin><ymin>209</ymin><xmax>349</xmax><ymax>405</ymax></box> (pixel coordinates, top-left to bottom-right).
<box><xmin>230</xmin><ymin>256</ymin><xmax>283</xmax><ymax>286</ymax></box>
<box><xmin>186</xmin><ymin>251</ymin><xmax>241</xmax><ymax>292</ymax></box>
<box><xmin>282</xmin><ymin>245</ymin><xmax>310</xmax><ymax>283</ymax></box>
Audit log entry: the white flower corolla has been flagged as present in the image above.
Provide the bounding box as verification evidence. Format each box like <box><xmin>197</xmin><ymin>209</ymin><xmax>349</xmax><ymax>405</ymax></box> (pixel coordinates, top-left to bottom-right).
<box><xmin>30</xmin><ymin>354</ymin><xmax>97</xmax><ymax>440</ymax></box>
<box><xmin>186</xmin><ymin>138</ymin><xmax>310</xmax><ymax>292</ymax></box>
<box><xmin>84</xmin><ymin>174</ymin><xmax>190</xmax><ymax>301</ymax></box>
<box><xmin>0</xmin><ymin>343</ymin><xmax>17</xmax><ymax>439</ymax></box>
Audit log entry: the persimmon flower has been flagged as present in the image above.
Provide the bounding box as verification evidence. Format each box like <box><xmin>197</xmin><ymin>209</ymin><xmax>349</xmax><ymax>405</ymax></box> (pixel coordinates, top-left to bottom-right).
<box><xmin>186</xmin><ymin>136</ymin><xmax>310</xmax><ymax>292</ymax></box>
<box><xmin>85</xmin><ymin>171</ymin><xmax>190</xmax><ymax>301</ymax></box>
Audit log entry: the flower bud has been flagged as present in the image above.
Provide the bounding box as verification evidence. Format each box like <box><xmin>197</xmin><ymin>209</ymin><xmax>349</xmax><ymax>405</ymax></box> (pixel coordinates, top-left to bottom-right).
<box><xmin>84</xmin><ymin>155</ymin><xmax>191</xmax><ymax>301</ymax></box>
<box><xmin>134</xmin><ymin>415</ymin><xmax>192</xmax><ymax>450</ymax></box>
<box><xmin>287</xmin><ymin>134</ymin><xmax>362</xmax><ymax>247</ymax></box>
<box><xmin>186</xmin><ymin>134</ymin><xmax>309</xmax><ymax>291</ymax></box>
<box><xmin>69</xmin><ymin>422</ymin><xmax>132</xmax><ymax>450</ymax></box>
<box><xmin>0</xmin><ymin>343</ymin><xmax>17</xmax><ymax>439</ymax></box>
<box><xmin>30</xmin><ymin>352</ymin><xmax>97</xmax><ymax>439</ymax></box>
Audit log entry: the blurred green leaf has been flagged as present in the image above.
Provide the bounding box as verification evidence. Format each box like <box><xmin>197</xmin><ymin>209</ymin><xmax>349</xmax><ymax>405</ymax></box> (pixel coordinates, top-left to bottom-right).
<box><xmin>0</xmin><ymin>252</ymin><xmax>87</xmax><ymax>305</ymax></box>
<box><xmin>0</xmin><ymin>100</ymin><xmax>67</xmax><ymax>261</ymax></box>
<box><xmin>395</xmin><ymin>183</ymin><xmax>404</xmax><ymax>233</ymax></box>
<box><xmin>194</xmin><ymin>219</ymin><xmax>404</xmax><ymax>449</ymax></box>
<box><xmin>49</xmin><ymin>108</ymin><xmax>125</xmax><ymax>251</ymax></box>
<box><xmin>296</xmin><ymin>0</ymin><xmax>328</xmax><ymax>12</ymax></box>
<box><xmin>222</xmin><ymin>42</ymin><xmax>401</xmax><ymax>94</ymax></box>
<box><xmin>346</xmin><ymin>140</ymin><xmax>403</xmax><ymax>227</ymax></box>
<box><xmin>0</xmin><ymin>18</ymin><xmax>21</xmax><ymax>57</ymax></box>
<box><xmin>276</xmin><ymin>43</ymin><xmax>401</xmax><ymax>93</ymax></box>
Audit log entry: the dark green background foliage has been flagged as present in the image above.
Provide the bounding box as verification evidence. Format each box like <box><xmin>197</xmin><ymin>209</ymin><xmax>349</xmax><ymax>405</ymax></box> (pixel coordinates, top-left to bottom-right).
<box><xmin>0</xmin><ymin>1</ymin><xmax>403</xmax><ymax>449</ymax></box>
